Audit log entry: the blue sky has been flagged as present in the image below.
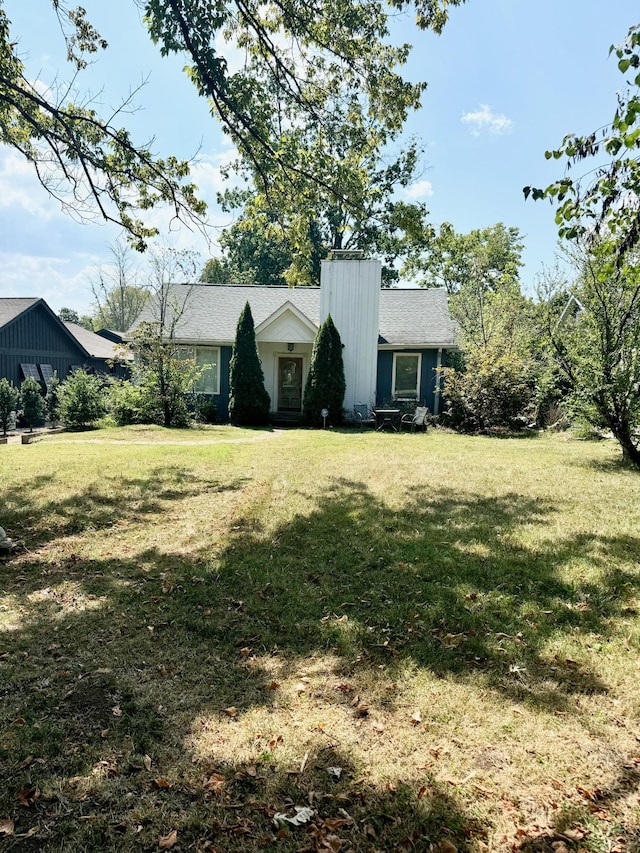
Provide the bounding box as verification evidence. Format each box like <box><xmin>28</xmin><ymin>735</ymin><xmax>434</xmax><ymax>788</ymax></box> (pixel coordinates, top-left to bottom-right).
<box><xmin>1</xmin><ymin>0</ymin><xmax>638</xmax><ymax>314</ymax></box>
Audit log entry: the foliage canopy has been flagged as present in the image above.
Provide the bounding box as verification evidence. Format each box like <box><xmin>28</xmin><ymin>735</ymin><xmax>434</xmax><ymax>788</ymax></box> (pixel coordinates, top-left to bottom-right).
<box><xmin>0</xmin><ymin>0</ymin><xmax>465</xmax><ymax>247</ymax></box>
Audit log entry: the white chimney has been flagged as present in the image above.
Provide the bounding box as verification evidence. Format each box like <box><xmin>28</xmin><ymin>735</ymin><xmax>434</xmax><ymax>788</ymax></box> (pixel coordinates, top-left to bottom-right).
<box><xmin>320</xmin><ymin>254</ymin><xmax>381</xmax><ymax>414</ymax></box>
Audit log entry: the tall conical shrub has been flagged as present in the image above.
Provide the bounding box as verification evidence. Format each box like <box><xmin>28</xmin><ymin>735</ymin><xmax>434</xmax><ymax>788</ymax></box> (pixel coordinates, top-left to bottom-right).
<box><xmin>228</xmin><ymin>302</ymin><xmax>270</xmax><ymax>425</ymax></box>
<box><xmin>303</xmin><ymin>314</ymin><xmax>346</xmax><ymax>426</ymax></box>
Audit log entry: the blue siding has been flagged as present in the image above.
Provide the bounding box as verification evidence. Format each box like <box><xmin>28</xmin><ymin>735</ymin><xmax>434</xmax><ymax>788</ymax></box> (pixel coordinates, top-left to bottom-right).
<box><xmin>0</xmin><ymin>304</ymin><xmax>86</xmax><ymax>387</ymax></box>
<box><xmin>213</xmin><ymin>345</ymin><xmax>233</xmax><ymax>421</ymax></box>
<box><xmin>375</xmin><ymin>348</ymin><xmax>447</xmax><ymax>412</ymax></box>
<box><xmin>0</xmin><ymin>303</ymin><xmax>129</xmax><ymax>388</ymax></box>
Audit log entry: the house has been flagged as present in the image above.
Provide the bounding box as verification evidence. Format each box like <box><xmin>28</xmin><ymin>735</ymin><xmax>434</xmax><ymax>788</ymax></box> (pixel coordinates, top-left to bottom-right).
<box><xmin>0</xmin><ymin>297</ymin><xmax>131</xmax><ymax>389</ymax></box>
<box><xmin>130</xmin><ymin>256</ymin><xmax>457</xmax><ymax>421</ymax></box>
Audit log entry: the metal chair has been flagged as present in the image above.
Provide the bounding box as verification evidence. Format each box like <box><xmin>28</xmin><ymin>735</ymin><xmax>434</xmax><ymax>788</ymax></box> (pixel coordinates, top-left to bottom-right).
<box><xmin>354</xmin><ymin>404</ymin><xmax>376</xmax><ymax>429</ymax></box>
<box><xmin>400</xmin><ymin>406</ymin><xmax>429</xmax><ymax>432</ymax></box>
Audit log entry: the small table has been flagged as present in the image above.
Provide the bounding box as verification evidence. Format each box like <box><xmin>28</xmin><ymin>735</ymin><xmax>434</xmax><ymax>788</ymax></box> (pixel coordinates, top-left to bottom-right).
<box><xmin>374</xmin><ymin>408</ymin><xmax>401</xmax><ymax>432</ymax></box>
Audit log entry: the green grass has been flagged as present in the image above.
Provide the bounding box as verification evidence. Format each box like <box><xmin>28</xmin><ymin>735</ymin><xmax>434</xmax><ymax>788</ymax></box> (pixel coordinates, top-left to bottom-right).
<box><xmin>0</xmin><ymin>427</ymin><xmax>639</xmax><ymax>852</ymax></box>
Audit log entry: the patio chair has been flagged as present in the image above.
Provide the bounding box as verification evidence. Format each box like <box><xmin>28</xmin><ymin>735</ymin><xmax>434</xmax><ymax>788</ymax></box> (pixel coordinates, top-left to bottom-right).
<box><xmin>400</xmin><ymin>406</ymin><xmax>429</xmax><ymax>432</ymax></box>
<box><xmin>353</xmin><ymin>404</ymin><xmax>376</xmax><ymax>429</ymax></box>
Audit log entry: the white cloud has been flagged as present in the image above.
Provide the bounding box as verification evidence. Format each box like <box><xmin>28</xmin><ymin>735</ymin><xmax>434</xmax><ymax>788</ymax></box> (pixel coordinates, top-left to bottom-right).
<box><xmin>0</xmin><ymin>150</ymin><xmax>63</xmax><ymax>219</ymax></box>
<box><xmin>461</xmin><ymin>104</ymin><xmax>513</xmax><ymax>137</ymax></box>
<box><xmin>0</xmin><ymin>251</ymin><xmax>100</xmax><ymax>313</ymax></box>
<box><xmin>403</xmin><ymin>179</ymin><xmax>434</xmax><ymax>200</ymax></box>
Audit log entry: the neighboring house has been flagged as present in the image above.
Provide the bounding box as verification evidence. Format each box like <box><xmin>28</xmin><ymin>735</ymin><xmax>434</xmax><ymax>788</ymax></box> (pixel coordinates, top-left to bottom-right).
<box><xmin>130</xmin><ymin>257</ymin><xmax>457</xmax><ymax>420</ymax></box>
<box><xmin>0</xmin><ymin>298</ymin><xmax>131</xmax><ymax>388</ymax></box>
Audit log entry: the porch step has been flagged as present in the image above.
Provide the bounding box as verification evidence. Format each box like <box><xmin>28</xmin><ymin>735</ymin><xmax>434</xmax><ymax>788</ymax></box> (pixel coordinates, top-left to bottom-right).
<box><xmin>270</xmin><ymin>411</ymin><xmax>303</xmax><ymax>427</ymax></box>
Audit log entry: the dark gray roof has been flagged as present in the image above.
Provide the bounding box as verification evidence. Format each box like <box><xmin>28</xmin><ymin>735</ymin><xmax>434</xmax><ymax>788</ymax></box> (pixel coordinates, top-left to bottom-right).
<box><xmin>63</xmin><ymin>322</ymin><xmax>133</xmax><ymax>361</ymax></box>
<box><xmin>379</xmin><ymin>288</ymin><xmax>457</xmax><ymax>347</ymax></box>
<box><xmin>130</xmin><ymin>284</ymin><xmax>321</xmax><ymax>343</ymax></box>
<box><xmin>0</xmin><ymin>298</ymin><xmax>40</xmax><ymax>329</ymax></box>
<box><xmin>130</xmin><ymin>283</ymin><xmax>457</xmax><ymax>348</ymax></box>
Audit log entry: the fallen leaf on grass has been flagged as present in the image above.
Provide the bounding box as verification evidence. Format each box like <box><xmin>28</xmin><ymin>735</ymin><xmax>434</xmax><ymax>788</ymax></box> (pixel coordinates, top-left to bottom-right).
<box><xmin>417</xmin><ymin>785</ymin><xmax>429</xmax><ymax>800</ymax></box>
<box><xmin>240</xmin><ymin>647</ymin><xmax>251</xmax><ymax>659</ymax></box>
<box><xmin>0</xmin><ymin>820</ymin><xmax>14</xmax><ymax>836</ymax></box>
<box><xmin>153</xmin><ymin>778</ymin><xmax>173</xmax><ymax>789</ymax></box>
<box><xmin>158</xmin><ymin>829</ymin><xmax>178</xmax><ymax>849</ymax></box>
<box><xmin>411</xmin><ymin>710</ymin><xmax>422</xmax><ymax>725</ymax></box>
<box><xmin>112</xmin><ymin>705</ymin><xmax>122</xmax><ymax>717</ymax></box>
<box><xmin>144</xmin><ymin>755</ymin><xmax>152</xmax><ymax>771</ymax></box>
<box><xmin>223</xmin><ymin>706</ymin><xmax>238</xmax><ymax>718</ymax></box>
<box><xmin>204</xmin><ymin>773</ymin><xmax>226</xmax><ymax>794</ymax></box>
<box><xmin>323</xmin><ymin>817</ymin><xmax>354</xmax><ymax>830</ymax></box>
<box><xmin>561</xmin><ymin>827</ymin><xmax>587</xmax><ymax>842</ymax></box>
<box><xmin>269</xmin><ymin>680</ymin><xmax>280</xmax><ymax>690</ymax></box>
<box><xmin>432</xmin><ymin>839</ymin><xmax>457</xmax><ymax>853</ymax></box>
<box><xmin>17</xmin><ymin>786</ymin><xmax>39</xmax><ymax>807</ymax></box>
<box><xmin>577</xmin><ymin>785</ymin><xmax>603</xmax><ymax>802</ymax></box>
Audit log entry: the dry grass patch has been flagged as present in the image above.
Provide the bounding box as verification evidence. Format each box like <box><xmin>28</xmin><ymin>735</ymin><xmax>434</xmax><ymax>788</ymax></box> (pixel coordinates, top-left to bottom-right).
<box><xmin>0</xmin><ymin>428</ymin><xmax>639</xmax><ymax>852</ymax></box>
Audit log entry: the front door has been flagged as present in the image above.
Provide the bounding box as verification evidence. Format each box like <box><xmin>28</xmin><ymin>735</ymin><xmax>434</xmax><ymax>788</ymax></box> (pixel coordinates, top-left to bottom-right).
<box><xmin>278</xmin><ymin>357</ymin><xmax>303</xmax><ymax>412</ymax></box>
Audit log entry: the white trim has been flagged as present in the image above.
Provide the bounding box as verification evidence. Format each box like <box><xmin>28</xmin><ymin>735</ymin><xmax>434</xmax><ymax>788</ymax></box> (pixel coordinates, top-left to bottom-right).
<box><xmin>392</xmin><ymin>351</ymin><xmax>422</xmax><ymax>399</ymax></box>
<box><xmin>254</xmin><ymin>301</ymin><xmax>318</xmax><ymax>339</ymax></box>
<box><xmin>378</xmin><ymin>342</ymin><xmax>457</xmax><ymax>351</ymax></box>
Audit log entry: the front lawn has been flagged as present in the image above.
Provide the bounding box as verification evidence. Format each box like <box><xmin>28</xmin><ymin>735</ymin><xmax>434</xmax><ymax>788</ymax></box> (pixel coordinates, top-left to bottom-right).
<box><xmin>0</xmin><ymin>428</ymin><xmax>639</xmax><ymax>852</ymax></box>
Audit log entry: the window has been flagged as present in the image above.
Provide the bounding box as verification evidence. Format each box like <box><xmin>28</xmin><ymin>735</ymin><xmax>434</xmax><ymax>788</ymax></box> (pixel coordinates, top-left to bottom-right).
<box><xmin>392</xmin><ymin>353</ymin><xmax>421</xmax><ymax>399</ymax></box>
<box><xmin>38</xmin><ymin>364</ymin><xmax>54</xmax><ymax>387</ymax></box>
<box><xmin>20</xmin><ymin>363</ymin><xmax>40</xmax><ymax>382</ymax></box>
<box><xmin>178</xmin><ymin>347</ymin><xmax>220</xmax><ymax>395</ymax></box>
<box><xmin>194</xmin><ymin>347</ymin><xmax>219</xmax><ymax>395</ymax></box>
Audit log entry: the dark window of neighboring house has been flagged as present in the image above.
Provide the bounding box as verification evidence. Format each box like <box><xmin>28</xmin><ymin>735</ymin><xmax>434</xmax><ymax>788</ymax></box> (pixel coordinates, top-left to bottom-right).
<box><xmin>38</xmin><ymin>364</ymin><xmax>54</xmax><ymax>387</ymax></box>
<box><xmin>20</xmin><ymin>363</ymin><xmax>40</xmax><ymax>382</ymax></box>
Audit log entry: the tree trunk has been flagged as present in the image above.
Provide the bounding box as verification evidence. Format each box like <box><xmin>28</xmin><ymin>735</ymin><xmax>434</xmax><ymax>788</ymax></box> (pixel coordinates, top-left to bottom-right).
<box><xmin>611</xmin><ymin>425</ymin><xmax>640</xmax><ymax>468</ymax></box>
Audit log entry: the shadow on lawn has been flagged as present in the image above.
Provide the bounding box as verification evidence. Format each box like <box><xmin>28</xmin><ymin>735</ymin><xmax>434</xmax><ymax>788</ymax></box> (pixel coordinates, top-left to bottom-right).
<box><xmin>2</xmin><ymin>475</ymin><xmax>640</xmax><ymax>849</ymax></box>
<box><xmin>1</xmin><ymin>466</ymin><xmax>248</xmax><ymax>548</ymax></box>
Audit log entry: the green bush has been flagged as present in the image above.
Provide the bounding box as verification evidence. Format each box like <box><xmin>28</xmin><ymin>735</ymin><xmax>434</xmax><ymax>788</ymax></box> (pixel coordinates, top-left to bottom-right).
<box><xmin>46</xmin><ymin>372</ymin><xmax>62</xmax><ymax>426</ymax></box>
<box><xmin>228</xmin><ymin>302</ymin><xmax>270</xmax><ymax>426</ymax></box>
<box><xmin>303</xmin><ymin>314</ymin><xmax>346</xmax><ymax>426</ymax></box>
<box><xmin>107</xmin><ymin>380</ymin><xmax>155</xmax><ymax>426</ymax></box>
<box><xmin>20</xmin><ymin>376</ymin><xmax>45</xmax><ymax>431</ymax></box>
<box><xmin>59</xmin><ymin>370</ymin><xmax>106</xmax><ymax>428</ymax></box>
<box><xmin>0</xmin><ymin>378</ymin><xmax>19</xmax><ymax>435</ymax></box>
<box><xmin>192</xmin><ymin>395</ymin><xmax>217</xmax><ymax>424</ymax></box>
<box><xmin>440</xmin><ymin>349</ymin><xmax>534</xmax><ymax>433</ymax></box>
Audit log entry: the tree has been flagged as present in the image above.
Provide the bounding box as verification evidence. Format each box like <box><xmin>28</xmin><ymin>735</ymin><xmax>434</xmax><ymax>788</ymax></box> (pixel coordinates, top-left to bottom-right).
<box><xmin>437</xmin><ymin>229</ymin><xmax>536</xmax><ymax>432</ymax></box>
<box><xmin>525</xmin><ymin>25</ymin><xmax>640</xmax><ymax>265</ymax></box>
<box><xmin>201</xmin><ymin>212</ymin><xmax>326</xmax><ymax>287</ymax></box>
<box><xmin>228</xmin><ymin>302</ymin><xmax>270</xmax><ymax>426</ymax></box>
<box><xmin>46</xmin><ymin>372</ymin><xmax>62</xmax><ymax>427</ymax></box>
<box><xmin>90</xmin><ymin>242</ymin><xmax>150</xmax><ymax>331</ymax></box>
<box><xmin>526</xmin><ymin>24</ymin><xmax>640</xmax><ymax>465</ymax></box>
<box><xmin>199</xmin><ymin>257</ymin><xmax>244</xmax><ymax>285</ymax></box>
<box><xmin>303</xmin><ymin>315</ymin><xmax>346</xmax><ymax>425</ymax></box>
<box><xmin>409</xmin><ymin>222</ymin><xmax>524</xmax><ymax>294</ymax></box>
<box><xmin>218</xmin><ymin>110</ymin><xmax>433</xmax><ymax>285</ymax></box>
<box><xmin>0</xmin><ymin>378</ymin><xmax>19</xmax><ymax>435</ymax></box>
<box><xmin>59</xmin><ymin>308</ymin><xmax>94</xmax><ymax>330</ymax></box>
<box><xmin>129</xmin><ymin>248</ymin><xmax>202</xmax><ymax>427</ymax></box>
<box><xmin>20</xmin><ymin>376</ymin><xmax>45</xmax><ymax>431</ymax></box>
<box><xmin>59</xmin><ymin>370</ymin><xmax>105</xmax><ymax>428</ymax></box>
<box><xmin>1</xmin><ymin>1</ymin><xmax>466</xmax><ymax>246</ymax></box>
<box><xmin>537</xmin><ymin>248</ymin><xmax>640</xmax><ymax>465</ymax></box>
<box><xmin>0</xmin><ymin>4</ymin><xmax>205</xmax><ymax>248</ymax></box>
